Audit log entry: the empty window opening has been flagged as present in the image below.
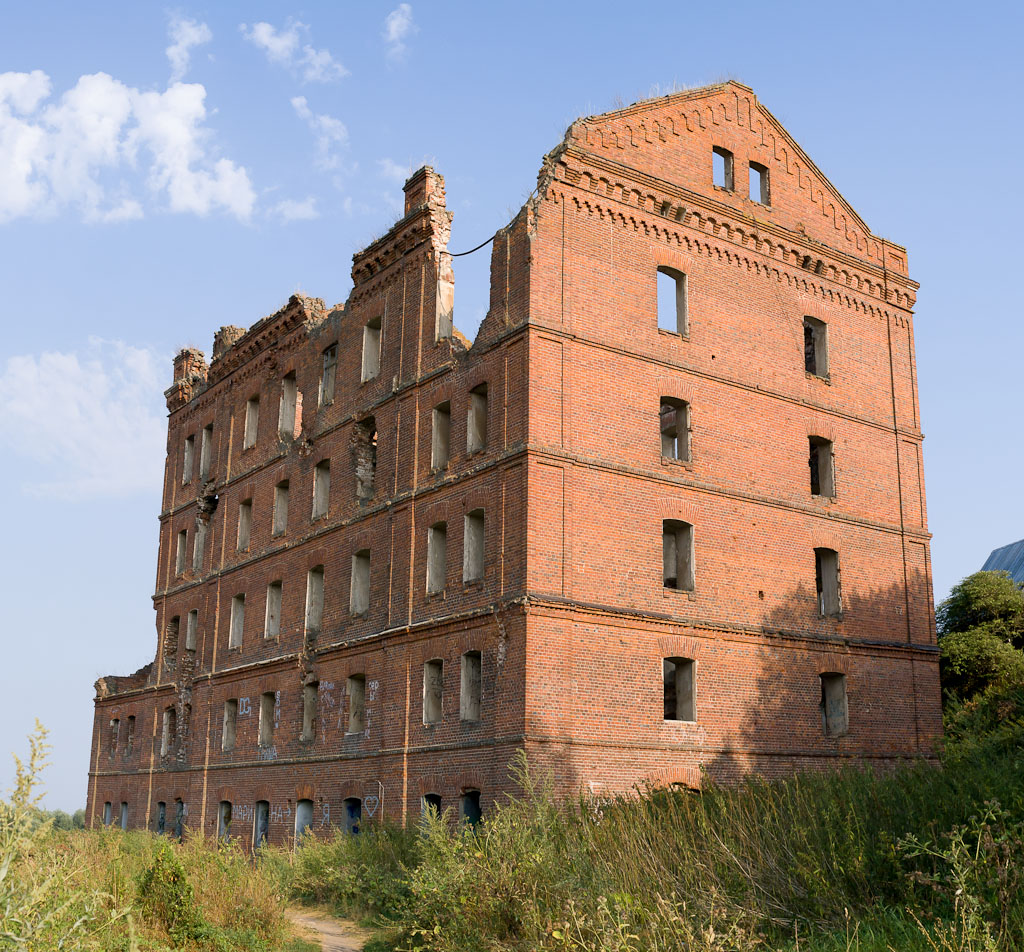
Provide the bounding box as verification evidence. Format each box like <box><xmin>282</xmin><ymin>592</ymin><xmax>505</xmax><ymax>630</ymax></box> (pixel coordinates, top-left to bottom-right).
<box><xmin>243</xmin><ymin>396</ymin><xmax>259</xmax><ymax>449</ymax></box>
<box><xmin>119</xmin><ymin>802</ymin><xmax>128</xmax><ymax>831</ymax></box>
<box><xmin>712</xmin><ymin>146</ymin><xmax>734</xmax><ymax>190</ymax></box>
<box><xmin>344</xmin><ymin>797</ymin><xmax>361</xmax><ymax>834</ymax></box>
<box><xmin>217</xmin><ymin>800</ymin><xmax>232</xmax><ymax>841</ymax></box>
<box><xmin>460</xmin><ymin>789</ymin><xmax>482</xmax><ymax>828</ymax></box>
<box><xmin>423</xmin><ymin>659</ymin><xmax>443</xmax><ymax>725</ymax></box>
<box><xmin>156</xmin><ymin>801</ymin><xmax>166</xmax><ymax>835</ymax></box>
<box><xmin>265</xmin><ymin>581</ymin><xmax>282</xmax><ymax>638</ymax></box>
<box><xmin>815</xmin><ymin>548</ymin><xmax>842</xmax><ymax>616</ymax></box>
<box><xmin>103</xmin><ymin>802</ymin><xmax>112</xmax><ymax>826</ymax></box>
<box><xmin>161</xmin><ymin>705</ymin><xmax>176</xmax><ymax>758</ymax></box>
<box><xmin>421</xmin><ymin>793</ymin><xmax>442</xmax><ymax>818</ymax></box>
<box><xmin>350</xmin><ymin>550</ymin><xmax>371</xmax><ymax>615</ymax></box>
<box><xmin>467</xmin><ymin>384</ymin><xmax>488</xmax><ymax>454</ymax></box>
<box><xmin>174</xmin><ymin>799</ymin><xmax>185</xmax><ymax>839</ymax></box>
<box><xmin>182</xmin><ymin>434</ymin><xmax>195</xmax><ymax>484</ymax></box>
<box><xmin>431</xmin><ymin>401</ymin><xmax>451</xmax><ymax>470</ymax></box>
<box><xmin>175</xmin><ymin>529</ymin><xmax>187</xmax><ymax>575</ymax></box>
<box><xmin>222</xmin><ymin>698</ymin><xmax>238</xmax><ymax>751</ymax></box>
<box><xmin>660</xmin><ymin>398</ymin><xmax>691</xmax><ymax>461</ymax></box>
<box><xmin>460</xmin><ymin>650</ymin><xmax>482</xmax><ymax>722</ymax></box>
<box><xmin>273</xmin><ymin>480</ymin><xmax>289</xmax><ymax>536</ymax></box>
<box><xmin>656</xmin><ymin>267</ymin><xmax>689</xmax><ymax>335</ymax></box>
<box><xmin>312</xmin><ymin>459</ymin><xmax>330</xmax><ymax>519</ymax></box>
<box><xmin>254</xmin><ymin>800</ymin><xmax>270</xmax><ymax>847</ymax></box>
<box><xmin>347</xmin><ymin>674</ymin><xmax>366</xmax><ymax>734</ymax></box>
<box><xmin>803</xmin><ymin>317</ymin><xmax>829</xmax><ymax>377</ymax></box>
<box><xmin>185</xmin><ymin>610</ymin><xmax>198</xmax><ymax>651</ymax></box>
<box><xmin>164</xmin><ymin>616</ymin><xmax>179</xmax><ymax>668</ymax></box>
<box><xmin>320</xmin><ymin>344</ymin><xmax>337</xmax><ymax>406</ymax></box>
<box><xmin>125</xmin><ymin>715</ymin><xmax>135</xmax><ymax>756</ymax></box>
<box><xmin>109</xmin><ymin>718</ymin><xmax>119</xmax><ymax>757</ymax></box>
<box><xmin>192</xmin><ymin>520</ymin><xmax>206</xmax><ymax>573</ymax></box>
<box><xmin>199</xmin><ymin>424</ymin><xmax>213</xmax><ymax>480</ymax></box>
<box><xmin>302</xmin><ymin>682</ymin><xmax>318</xmax><ymax>742</ymax></box>
<box><xmin>362</xmin><ymin>317</ymin><xmax>382</xmax><ymax>381</ymax></box>
<box><xmin>809</xmin><ymin>437</ymin><xmax>835</xmax><ymax>497</ymax></box>
<box><xmin>352</xmin><ymin>417</ymin><xmax>377</xmax><ymax>502</ymax></box>
<box><xmin>663</xmin><ymin>520</ymin><xmax>695</xmax><ymax>591</ymax></box>
<box><xmin>229</xmin><ymin>593</ymin><xmax>245</xmax><ymax>648</ymax></box>
<box><xmin>749</xmin><ymin>161</ymin><xmax>770</xmax><ymax>205</ymax></box>
<box><xmin>237</xmin><ymin>499</ymin><xmax>252</xmax><ymax>551</ymax></box>
<box><xmin>820</xmin><ymin>673</ymin><xmax>849</xmax><ymax>737</ymax></box>
<box><xmin>663</xmin><ymin>657</ymin><xmax>696</xmax><ymax>721</ymax></box>
<box><xmin>278</xmin><ymin>373</ymin><xmax>298</xmax><ymax>439</ymax></box>
<box><xmin>259</xmin><ymin>691</ymin><xmax>276</xmax><ymax>747</ymax></box>
<box><xmin>426</xmin><ymin>522</ymin><xmax>447</xmax><ymax>594</ymax></box>
<box><xmin>304</xmin><ymin>565</ymin><xmax>325</xmax><ymax>639</ymax></box>
<box><xmin>295</xmin><ymin>799</ymin><xmax>314</xmax><ymax>842</ymax></box>
<box><xmin>463</xmin><ymin>510</ymin><xmax>485</xmax><ymax>582</ymax></box>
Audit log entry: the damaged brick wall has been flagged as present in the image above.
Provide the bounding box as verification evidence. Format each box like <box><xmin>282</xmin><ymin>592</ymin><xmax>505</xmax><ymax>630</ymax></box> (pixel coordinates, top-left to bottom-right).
<box><xmin>87</xmin><ymin>81</ymin><xmax>940</xmax><ymax>845</ymax></box>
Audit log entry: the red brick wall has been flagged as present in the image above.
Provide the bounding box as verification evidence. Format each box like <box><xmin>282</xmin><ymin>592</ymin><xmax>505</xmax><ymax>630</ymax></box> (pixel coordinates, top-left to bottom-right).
<box><xmin>87</xmin><ymin>82</ymin><xmax>939</xmax><ymax>843</ymax></box>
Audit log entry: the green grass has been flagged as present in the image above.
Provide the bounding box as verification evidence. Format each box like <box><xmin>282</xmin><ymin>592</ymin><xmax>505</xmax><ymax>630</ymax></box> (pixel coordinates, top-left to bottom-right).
<box><xmin>279</xmin><ymin>685</ymin><xmax>1024</xmax><ymax>952</ymax></box>
<box><xmin>0</xmin><ymin>724</ymin><xmax>297</xmax><ymax>952</ymax></box>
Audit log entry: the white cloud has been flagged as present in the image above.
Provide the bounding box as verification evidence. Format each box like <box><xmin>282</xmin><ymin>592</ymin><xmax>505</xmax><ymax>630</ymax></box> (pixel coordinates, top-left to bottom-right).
<box><xmin>377</xmin><ymin>157</ymin><xmax>409</xmax><ymax>183</ymax></box>
<box><xmin>273</xmin><ymin>196</ymin><xmax>318</xmax><ymax>222</ymax></box>
<box><xmin>0</xmin><ymin>69</ymin><xmax>255</xmax><ymax>223</ymax></box>
<box><xmin>383</xmin><ymin>4</ymin><xmax>416</xmax><ymax>61</ymax></box>
<box><xmin>0</xmin><ymin>339</ymin><xmax>167</xmax><ymax>499</ymax></box>
<box><xmin>291</xmin><ymin>96</ymin><xmax>347</xmax><ymax>171</ymax></box>
<box><xmin>241</xmin><ymin>20</ymin><xmax>347</xmax><ymax>83</ymax></box>
<box><xmin>132</xmin><ymin>83</ymin><xmax>255</xmax><ymax>219</ymax></box>
<box><xmin>166</xmin><ymin>15</ymin><xmax>212</xmax><ymax>83</ymax></box>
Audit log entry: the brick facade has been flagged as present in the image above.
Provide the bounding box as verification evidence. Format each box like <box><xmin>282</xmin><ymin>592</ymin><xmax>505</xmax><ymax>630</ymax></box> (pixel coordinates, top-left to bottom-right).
<box><xmin>86</xmin><ymin>82</ymin><xmax>941</xmax><ymax>846</ymax></box>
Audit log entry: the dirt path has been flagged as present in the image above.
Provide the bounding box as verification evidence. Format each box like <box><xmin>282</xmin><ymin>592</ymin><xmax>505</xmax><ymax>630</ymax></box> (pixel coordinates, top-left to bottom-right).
<box><xmin>286</xmin><ymin>907</ymin><xmax>372</xmax><ymax>952</ymax></box>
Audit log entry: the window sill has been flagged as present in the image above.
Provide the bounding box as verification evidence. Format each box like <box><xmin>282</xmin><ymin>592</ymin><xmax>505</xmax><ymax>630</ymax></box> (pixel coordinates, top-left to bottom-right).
<box><xmin>349</xmin><ymin>610</ymin><xmax>369</xmax><ymax>620</ymax></box>
<box><xmin>663</xmin><ymin>587</ymin><xmax>697</xmax><ymax>601</ymax></box>
<box><xmin>426</xmin><ymin>590</ymin><xmax>446</xmax><ymax>601</ymax></box>
<box><xmin>463</xmin><ymin>578</ymin><xmax>484</xmax><ymax>589</ymax></box>
<box><xmin>805</xmin><ymin>372</ymin><xmax>831</xmax><ymax>385</ymax></box>
<box><xmin>662</xmin><ymin>718</ymin><xmax>698</xmax><ymax>725</ymax></box>
<box><xmin>656</xmin><ymin>327</ymin><xmax>690</xmax><ymax>341</ymax></box>
<box><xmin>661</xmin><ymin>455</ymin><xmax>693</xmax><ymax>471</ymax></box>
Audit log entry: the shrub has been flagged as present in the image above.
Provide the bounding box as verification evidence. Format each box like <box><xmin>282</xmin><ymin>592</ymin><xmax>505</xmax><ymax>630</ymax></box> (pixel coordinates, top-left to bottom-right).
<box><xmin>940</xmin><ymin>627</ymin><xmax>1024</xmax><ymax>702</ymax></box>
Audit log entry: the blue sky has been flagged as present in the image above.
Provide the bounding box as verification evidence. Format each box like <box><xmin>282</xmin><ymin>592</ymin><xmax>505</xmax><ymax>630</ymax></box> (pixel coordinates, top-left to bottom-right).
<box><xmin>0</xmin><ymin>0</ymin><xmax>1020</xmax><ymax>809</ymax></box>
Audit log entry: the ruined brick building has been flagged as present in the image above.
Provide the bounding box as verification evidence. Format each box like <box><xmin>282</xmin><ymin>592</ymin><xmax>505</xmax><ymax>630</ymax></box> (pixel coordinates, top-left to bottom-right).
<box><xmin>87</xmin><ymin>81</ymin><xmax>941</xmax><ymax>845</ymax></box>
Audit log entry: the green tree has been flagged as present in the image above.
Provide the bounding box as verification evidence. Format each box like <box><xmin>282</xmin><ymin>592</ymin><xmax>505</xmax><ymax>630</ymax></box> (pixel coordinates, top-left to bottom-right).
<box><xmin>937</xmin><ymin>571</ymin><xmax>1024</xmax><ymax>703</ymax></box>
<box><xmin>937</xmin><ymin>570</ymin><xmax>1024</xmax><ymax>644</ymax></box>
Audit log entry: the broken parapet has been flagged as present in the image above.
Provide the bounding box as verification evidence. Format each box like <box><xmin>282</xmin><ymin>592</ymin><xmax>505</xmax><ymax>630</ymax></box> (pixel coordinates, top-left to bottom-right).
<box><xmin>165</xmin><ymin>348</ymin><xmax>208</xmax><ymax>411</ymax></box>
<box><xmin>212</xmin><ymin>325</ymin><xmax>246</xmax><ymax>359</ymax></box>
<box><xmin>95</xmin><ymin>662</ymin><xmax>155</xmax><ymax>699</ymax></box>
